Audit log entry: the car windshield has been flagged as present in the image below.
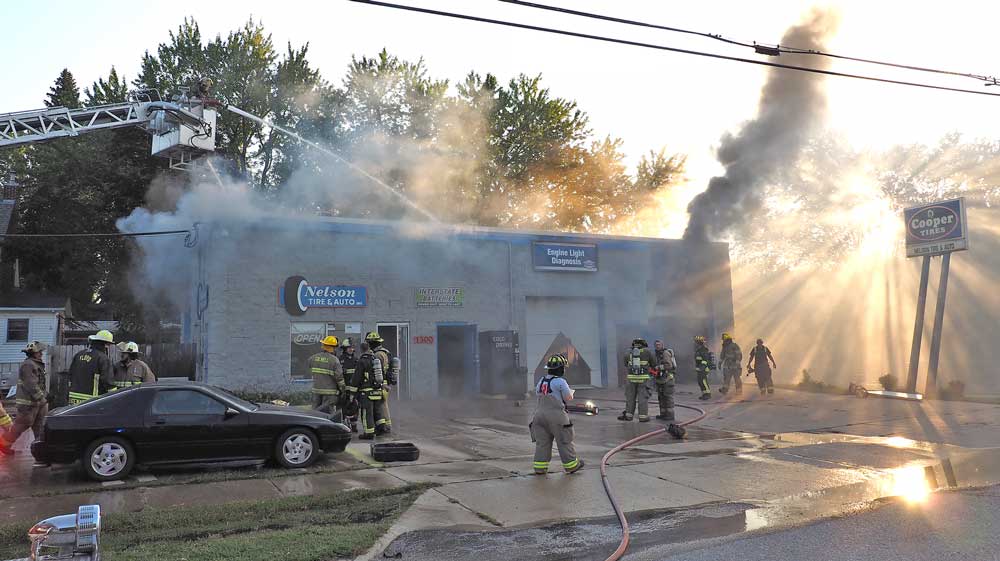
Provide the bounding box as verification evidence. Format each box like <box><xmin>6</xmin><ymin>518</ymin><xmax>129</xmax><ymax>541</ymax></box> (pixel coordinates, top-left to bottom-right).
<box><xmin>212</xmin><ymin>387</ymin><xmax>259</xmax><ymax>411</ymax></box>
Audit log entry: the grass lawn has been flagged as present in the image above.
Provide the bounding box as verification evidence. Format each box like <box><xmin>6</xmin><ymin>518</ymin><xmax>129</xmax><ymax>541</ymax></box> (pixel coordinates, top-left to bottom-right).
<box><xmin>0</xmin><ymin>484</ymin><xmax>430</xmax><ymax>561</ymax></box>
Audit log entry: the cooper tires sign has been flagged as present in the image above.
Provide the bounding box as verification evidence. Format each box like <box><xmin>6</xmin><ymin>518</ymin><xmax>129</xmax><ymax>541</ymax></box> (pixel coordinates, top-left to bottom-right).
<box><xmin>904</xmin><ymin>198</ymin><xmax>968</xmax><ymax>258</ymax></box>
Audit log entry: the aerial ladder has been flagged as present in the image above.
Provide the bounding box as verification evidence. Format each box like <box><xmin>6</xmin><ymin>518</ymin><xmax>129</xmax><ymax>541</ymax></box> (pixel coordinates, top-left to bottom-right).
<box><xmin>0</xmin><ymin>81</ymin><xmax>218</xmax><ymax>170</ymax></box>
<box><xmin>0</xmin><ymin>79</ymin><xmax>438</xmax><ymax>219</ymax></box>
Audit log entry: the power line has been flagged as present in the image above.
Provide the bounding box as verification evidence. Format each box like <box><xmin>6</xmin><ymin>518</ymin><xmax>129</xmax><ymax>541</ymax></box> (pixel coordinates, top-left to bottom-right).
<box><xmin>0</xmin><ymin>229</ymin><xmax>191</xmax><ymax>238</ymax></box>
<box><xmin>500</xmin><ymin>0</ymin><xmax>1000</xmax><ymax>86</ymax></box>
<box><xmin>349</xmin><ymin>0</ymin><xmax>1000</xmax><ymax>98</ymax></box>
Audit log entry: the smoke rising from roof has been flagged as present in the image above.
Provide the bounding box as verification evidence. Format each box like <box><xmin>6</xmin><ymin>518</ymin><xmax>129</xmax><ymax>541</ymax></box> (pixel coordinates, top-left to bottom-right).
<box><xmin>684</xmin><ymin>9</ymin><xmax>840</xmax><ymax>241</ymax></box>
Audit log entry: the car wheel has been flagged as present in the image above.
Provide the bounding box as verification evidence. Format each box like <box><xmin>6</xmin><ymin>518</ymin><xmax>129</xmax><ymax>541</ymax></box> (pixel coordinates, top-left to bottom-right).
<box><xmin>83</xmin><ymin>437</ymin><xmax>135</xmax><ymax>482</ymax></box>
<box><xmin>275</xmin><ymin>428</ymin><xmax>319</xmax><ymax>468</ymax></box>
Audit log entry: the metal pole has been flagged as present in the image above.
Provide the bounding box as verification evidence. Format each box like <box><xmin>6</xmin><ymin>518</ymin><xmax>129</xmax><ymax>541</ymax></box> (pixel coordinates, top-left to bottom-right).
<box><xmin>905</xmin><ymin>256</ymin><xmax>931</xmax><ymax>392</ymax></box>
<box><xmin>926</xmin><ymin>252</ymin><xmax>952</xmax><ymax>395</ymax></box>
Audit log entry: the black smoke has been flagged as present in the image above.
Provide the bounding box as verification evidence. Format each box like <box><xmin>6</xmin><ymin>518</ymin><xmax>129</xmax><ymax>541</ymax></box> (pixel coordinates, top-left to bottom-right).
<box><xmin>684</xmin><ymin>9</ymin><xmax>840</xmax><ymax>241</ymax></box>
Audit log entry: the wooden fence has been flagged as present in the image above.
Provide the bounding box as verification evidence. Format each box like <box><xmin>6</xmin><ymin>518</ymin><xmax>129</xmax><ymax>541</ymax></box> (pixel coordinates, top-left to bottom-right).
<box><xmin>48</xmin><ymin>343</ymin><xmax>197</xmax><ymax>380</ymax></box>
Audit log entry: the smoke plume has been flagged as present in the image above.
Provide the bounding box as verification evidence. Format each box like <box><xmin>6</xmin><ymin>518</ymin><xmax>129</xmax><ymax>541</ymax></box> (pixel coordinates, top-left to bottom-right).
<box><xmin>684</xmin><ymin>9</ymin><xmax>840</xmax><ymax>241</ymax></box>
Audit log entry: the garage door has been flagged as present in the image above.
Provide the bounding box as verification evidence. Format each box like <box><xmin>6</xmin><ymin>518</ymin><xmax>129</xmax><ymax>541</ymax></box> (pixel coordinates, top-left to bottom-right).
<box><xmin>525</xmin><ymin>297</ymin><xmax>602</xmax><ymax>386</ymax></box>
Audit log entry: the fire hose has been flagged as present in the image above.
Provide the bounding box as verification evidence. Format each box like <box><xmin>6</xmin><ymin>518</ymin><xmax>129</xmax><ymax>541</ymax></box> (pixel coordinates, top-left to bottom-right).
<box><xmin>600</xmin><ymin>402</ymin><xmax>708</xmax><ymax>561</ymax></box>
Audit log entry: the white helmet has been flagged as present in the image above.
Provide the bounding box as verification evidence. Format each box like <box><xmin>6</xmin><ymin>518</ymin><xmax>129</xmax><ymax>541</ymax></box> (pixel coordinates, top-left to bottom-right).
<box><xmin>117</xmin><ymin>341</ymin><xmax>140</xmax><ymax>354</ymax></box>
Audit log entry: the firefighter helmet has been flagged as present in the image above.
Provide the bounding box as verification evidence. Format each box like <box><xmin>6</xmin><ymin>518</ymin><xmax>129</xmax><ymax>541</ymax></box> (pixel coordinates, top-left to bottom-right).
<box><xmin>89</xmin><ymin>330</ymin><xmax>114</xmax><ymax>344</ymax></box>
<box><xmin>22</xmin><ymin>341</ymin><xmax>46</xmax><ymax>354</ymax></box>
<box><xmin>632</xmin><ymin>338</ymin><xmax>648</xmax><ymax>348</ymax></box>
<box><xmin>365</xmin><ymin>331</ymin><xmax>384</xmax><ymax>344</ymax></box>
<box><xmin>722</xmin><ymin>332</ymin><xmax>732</xmax><ymax>341</ymax></box>
<box><xmin>694</xmin><ymin>335</ymin><xmax>706</xmax><ymax>343</ymax></box>
<box><xmin>545</xmin><ymin>354</ymin><xmax>568</xmax><ymax>371</ymax></box>
<box><xmin>118</xmin><ymin>341</ymin><xmax>140</xmax><ymax>354</ymax></box>
<box><xmin>320</xmin><ymin>335</ymin><xmax>339</xmax><ymax>348</ymax></box>
<box><xmin>340</xmin><ymin>337</ymin><xmax>353</xmax><ymax>348</ymax></box>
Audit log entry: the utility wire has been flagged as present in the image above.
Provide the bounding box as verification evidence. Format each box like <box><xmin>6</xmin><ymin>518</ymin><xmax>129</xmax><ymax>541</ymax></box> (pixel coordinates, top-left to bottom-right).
<box><xmin>349</xmin><ymin>0</ymin><xmax>1000</xmax><ymax>98</ymax></box>
<box><xmin>0</xmin><ymin>230</ymin><xmax>190</xmax><ymax>238</ymax></box>
<box><xmin>500</xmin><ymin>0</ymin><xmax>1000</xmax><ymax>85</ymax></box>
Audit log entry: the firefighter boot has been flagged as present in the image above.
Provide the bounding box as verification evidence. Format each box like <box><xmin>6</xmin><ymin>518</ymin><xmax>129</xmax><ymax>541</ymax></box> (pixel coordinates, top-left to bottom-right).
<box><xmin>566</xmin><ymin>459</ymin><xmax>585</xmax><ymax>474</ymax></box>
<box><xmin>617</xmin><ymin>411</ymin><xmax>632</xmax><ymax>421</ymax></box>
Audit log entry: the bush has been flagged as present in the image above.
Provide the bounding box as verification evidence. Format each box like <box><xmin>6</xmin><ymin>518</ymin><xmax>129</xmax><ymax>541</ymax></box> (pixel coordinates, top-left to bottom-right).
<box><xmin>939</xmin><ymin>380</ymin><xmax>966</xmax><ymax>400</ymax></box>
<box><xmin>796</xmin><ymin>369</ymin><xmax>844</xmax><ymax>394</ymax></box>
<box><xmin>878</xmin><ymin>373</ymin><xmax>898</xmax><ymax>391</ymax></box>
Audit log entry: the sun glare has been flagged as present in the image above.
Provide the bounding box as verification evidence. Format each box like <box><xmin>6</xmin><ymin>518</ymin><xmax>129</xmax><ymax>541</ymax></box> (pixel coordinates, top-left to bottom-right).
<box><xmin>889</xmin><ymin>466</ymin><xmax>932</xmax><ymax>504</ymax></box>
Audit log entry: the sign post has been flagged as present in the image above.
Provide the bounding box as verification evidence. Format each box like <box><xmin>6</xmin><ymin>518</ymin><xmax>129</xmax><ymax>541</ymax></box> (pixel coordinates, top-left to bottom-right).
<box><xmin>903</xmin><ymin>198</ymin><xmax>968</xmax><ymax>395</ymax></box>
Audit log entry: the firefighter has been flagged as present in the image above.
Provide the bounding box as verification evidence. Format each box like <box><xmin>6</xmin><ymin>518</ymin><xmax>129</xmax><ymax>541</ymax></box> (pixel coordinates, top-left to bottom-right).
<box><xmin>366</xmin><ymin>331</ymin><xmax>398</xmax><ymax>433</ymax></box>
<box><xmin>531</xmin><ymin>354</ymin><xmax>584</xmax><ymax>475</ymax></box>
<box><xmin>618</xmin><ymin>338</ymin><xmax>654</xmax><ymax>422</ymax></box>
<box><xmin>68</xmin><ymin>330</ymin><xmax>115</xmax><ymax>405</ymax></box>
<box><xmin>339</xmin><ymin>338</ymin><xmax>360</xmax><ymax>432</ymax></box>
<box><xmin>747</xmin><ymin>338</ymin><xmax>777</xmax><ymax>395</ymax></box>
<box><xmin>693</xmin><ymin>336</ymin><xmax>714</xmax><ymax>401</ymax></box>
<box><xmin>309</xmin><ymin>336</ymin><xmax>345</xmax><ymax>415</ymax></box>
<box><xmin>355</xmin><ymin>342</ymin><xmax>388</xmax><ymax>439</ymax></box>
<box><xmin>718</xmin><ymin>333</ymin><xmax>743</xmax><ymax>396</ymax></box>
<box><xmin>1</xmin><ymin>342</ymin><xmax>48</xmax><ymax>465</ymax></box>
<box><xmin>112</xmin><ymin>342</ymin><xmax>156</xmax><ymax>389</ymax></box>
<box><xmin>652</xmin><ymin>340</ymin><xmax>677</xmax><ymax>421</ymax></box>
<box><xmin>0</xmin><ymin>400</ymin><xmax>11</xmax><ymax>456</ymax></box>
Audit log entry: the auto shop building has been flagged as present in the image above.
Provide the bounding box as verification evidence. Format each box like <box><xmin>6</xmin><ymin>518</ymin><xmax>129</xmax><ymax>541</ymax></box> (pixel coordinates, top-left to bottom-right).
<box><xmin>185</xmin><ymin>216</ymin><xmax>735</xmax><ymax>399</ymax></box>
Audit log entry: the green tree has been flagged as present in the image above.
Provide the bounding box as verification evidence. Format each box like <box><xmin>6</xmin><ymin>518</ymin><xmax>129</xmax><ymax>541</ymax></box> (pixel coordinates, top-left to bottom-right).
<box><xmin>46</xmin><ymin>68</ymin><xmax>82</xmax><ymax>108</ymax></box>
<box><xmin>85</xmin><ymin>67</ymin><xmax>129</xmax><ymax>105</ymax></box>
<box><xmin>135</xmin><ymin>18</ymin><xmax>325</xmax><ymax>189</ymax></box>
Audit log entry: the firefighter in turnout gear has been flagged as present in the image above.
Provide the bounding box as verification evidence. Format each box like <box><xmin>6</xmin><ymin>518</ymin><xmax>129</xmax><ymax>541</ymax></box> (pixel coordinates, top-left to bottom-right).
<box><xmin>355</xmin><ymin>342</ymin><xmax>388</xmax><ymax>439</ymax></box>
<box><xmin>309</xmin><ymin>336</ymin><xmax>345</xmax><ymax>414</ymax></box>
<box><xmin>68</xmin><ymin>330</ymin><xmax>115</xmax><ymax>405</ymax></box>
<box><xmin>652</xmin><ymin>340</ymin><xmax>677</xmax><ymax>421</ymax></box>
<box><xmin>618</xmin><ymin>338</ymin><xmax>654</xmax><ymax>422</ymax></box>
<box><xmin>718</xmin><ymin>333</ymin><xmax>743</xmax><ymax>396</ymax></box>
<box><xmin>530</xmin><ymin>354</ymin><xmax>584</xmax><ymax>475</ymax></box>
<box><xmin>339</xmin><ymin>338</ymin><xmax>360</xmax><ymax>433</ymax></box>
<box><xmin>366</xmin><ymin>331</ymin><xmax>397</xmax><ymax>433</ymax></box>
<box><xmin>0</xmin><ymin>400</ymin><xmax>12</xmax><ymax>456</ymax></box>
<box><xmin>694</xmin><ymin>336</ymin><xmax>714</xmax><ymax>401</ymax></box>
<box><xmin>112</xmin><ymin>342</ymin><xmax>156</xmax><ymax>389</ymax></box>
<box><xmin>748</xmin><ymin>338</ymin><xmax>777</xmax><ymax>395</ymax></box>
<box><xmin>2</xmin><ymin>342</ymin><xmax>48</xmax><ymax>465</ymax></box>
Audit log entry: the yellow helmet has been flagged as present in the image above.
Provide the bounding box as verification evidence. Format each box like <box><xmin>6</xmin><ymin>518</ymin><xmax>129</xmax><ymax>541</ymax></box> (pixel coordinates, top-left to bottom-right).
<box><xmin>722</xmin><ymin>332</ymin><xmax>732</xmax><ymax>341</ymax></box>
<box><xmin>89</xmin><ymin>330</ymin><xmax>114</xmax><ymax>344</ymax></box>
<box><xmin>320</xmin><ymin>335</ymin><xmax>339</xmax><ymax>348</ymax></box>
<box><xmin>694</xmin><ymin>335</ymin><xmax>706</xmax><ymax>343</ymax></box>
<box><xmin>365</xmin><ymin>331</ymin><xmax>384</xmax><ymax>344</ymax></box>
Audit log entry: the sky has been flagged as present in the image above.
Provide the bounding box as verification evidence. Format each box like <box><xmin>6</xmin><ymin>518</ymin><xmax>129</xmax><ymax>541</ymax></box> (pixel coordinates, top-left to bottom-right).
<box><xmin>3</xmin><ymin>0</ymin><xmax>1000</xmax><ymax>185</ymax></box>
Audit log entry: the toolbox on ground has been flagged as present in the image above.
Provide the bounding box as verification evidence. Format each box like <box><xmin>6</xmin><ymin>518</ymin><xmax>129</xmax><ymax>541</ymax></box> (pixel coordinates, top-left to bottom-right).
<box><xmin>370</xmin><ymin>442</ymin><xmax>420</xmax><ymax>462</ymax></box>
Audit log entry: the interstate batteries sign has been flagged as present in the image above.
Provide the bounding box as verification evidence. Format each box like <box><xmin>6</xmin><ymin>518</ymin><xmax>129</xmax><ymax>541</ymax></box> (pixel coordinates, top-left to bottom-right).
<box><xmin>280</xmin><ymin>275</ymin><xmax>367</xmax><ymax>316</ymax></box>
<box><xmin>532</xmin><ymin>241</ymin><xmax>598</xmax><ymax>272</ymax></box>
<box><xmin>903</xmin><ymin>198</ymin><xmax>969</xmax><ymax>258</ymax></box>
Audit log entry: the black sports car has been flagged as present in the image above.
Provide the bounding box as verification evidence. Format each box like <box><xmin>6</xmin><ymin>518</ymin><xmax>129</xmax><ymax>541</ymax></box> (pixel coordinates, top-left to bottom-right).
<box><xmin>30</xmin><ymin>381</ymin><xmax>352</xmax><ymax>481</ymax></box>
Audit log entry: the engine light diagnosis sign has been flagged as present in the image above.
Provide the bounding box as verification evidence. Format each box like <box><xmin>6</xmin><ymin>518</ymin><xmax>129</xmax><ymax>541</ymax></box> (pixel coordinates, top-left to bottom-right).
<box><xmin>903</xmin><ymin>198</ymin><xmax>969</xmax><ymax>258</ymax></box>
<box><xmin>281</xmin><ymin>276</ymin><xmax>367</xmax><ymax>316</ymax></box>
<box><xmin>532</xmin><ymin>241</ymin><xmax>598</xmax><ymax>272</ymax></box>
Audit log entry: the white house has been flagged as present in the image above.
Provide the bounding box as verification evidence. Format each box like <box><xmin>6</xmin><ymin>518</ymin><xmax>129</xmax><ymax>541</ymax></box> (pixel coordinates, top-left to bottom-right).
<box><xmin>0</xmin><ymin>292</ymin><xmax>69</xmax><ymax>391</ymax></box>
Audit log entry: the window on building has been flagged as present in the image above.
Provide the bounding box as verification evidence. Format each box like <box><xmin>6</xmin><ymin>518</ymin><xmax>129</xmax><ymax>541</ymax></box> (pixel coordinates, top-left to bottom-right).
<box><xmin>6</xmin><ymin>319</ymin><xmax>28</xmax><ymax>342</ymax></box>
<box><xmin>290</xmin><ymin>323</ymin><xmax>326</xmax><ymax>380</ymax></box>
<box><xmin>290</xmin><ymin>322</ymin><xmax>359</xmax><ymax>380</ymax></box>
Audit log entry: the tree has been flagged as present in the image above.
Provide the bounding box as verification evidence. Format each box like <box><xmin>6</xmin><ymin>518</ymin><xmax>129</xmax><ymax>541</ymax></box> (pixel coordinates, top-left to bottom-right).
<box><xmin>135</xmin><ymin>18</ymin><xmax>326</xmax><ymax>189</ymax></box>
<box><xmin>85</xmin><ymin>67</ymin><xmax>129</xmax><ymax>105</ymax></box>
<box><xmin>46</xmin><ymin>69</ymin><xmax>81</xmax><ymax>108</ymax></box>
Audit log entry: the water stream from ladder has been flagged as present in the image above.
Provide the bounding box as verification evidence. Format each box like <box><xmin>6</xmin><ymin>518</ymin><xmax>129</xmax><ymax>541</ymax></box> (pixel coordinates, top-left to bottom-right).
<box><xmin>226</xmin><ymin>105</ymin><xmax>439</xmax><ymax>222</ymax></box>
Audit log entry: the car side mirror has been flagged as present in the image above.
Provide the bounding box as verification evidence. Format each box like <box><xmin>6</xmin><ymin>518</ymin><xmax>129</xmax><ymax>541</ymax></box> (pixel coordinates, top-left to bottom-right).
<box><xmin>224</xmin><ymin>407</ymin><xmax>239</xmax><ymax>418</ymax></box>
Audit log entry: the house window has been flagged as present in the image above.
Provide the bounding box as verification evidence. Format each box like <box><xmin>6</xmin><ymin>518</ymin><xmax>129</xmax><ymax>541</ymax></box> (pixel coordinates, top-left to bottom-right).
<box><xmin>6</xmin><ymin>319</ymin><xmax>29</xmax><ymax>342</ymax></box>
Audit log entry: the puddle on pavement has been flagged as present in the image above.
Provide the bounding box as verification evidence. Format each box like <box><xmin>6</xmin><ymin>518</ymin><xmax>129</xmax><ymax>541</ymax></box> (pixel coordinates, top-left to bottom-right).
<box><xmin>384</xmin><ymin>435</ymin><xmax>1000</xmax><ymax>561</ymax></box>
